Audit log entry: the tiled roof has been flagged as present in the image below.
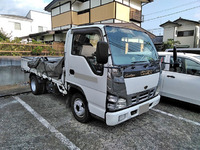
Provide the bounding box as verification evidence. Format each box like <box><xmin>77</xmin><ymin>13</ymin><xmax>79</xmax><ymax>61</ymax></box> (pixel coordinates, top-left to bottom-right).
<box><xmin>160</xmin><ymin>18</ymin><xmax>200</xmax><ymax>27</ymax></box>
<box><xmin>152</xmin><ymin>36</ymin><xmax>163</xmax><ymax>44</ymax></box>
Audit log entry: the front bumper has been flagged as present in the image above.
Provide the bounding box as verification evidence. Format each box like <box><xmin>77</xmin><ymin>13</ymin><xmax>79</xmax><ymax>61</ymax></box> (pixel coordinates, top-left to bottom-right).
<box><xmin>106</xmin><ymin>95</ymin><xmax>160</xmax><ymax>126</ymax></box>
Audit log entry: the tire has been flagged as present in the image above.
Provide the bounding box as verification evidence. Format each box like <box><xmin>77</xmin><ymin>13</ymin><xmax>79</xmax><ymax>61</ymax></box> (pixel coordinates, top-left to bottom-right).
<box><xmin>71</xmin><ymin>93</ymin><xmax>91</xmax><ymax>123</ymax></box>
<box><xmin>30</xmin><ymin>75</ymin><xmax>45</xmax><ymax>95</ymax></box>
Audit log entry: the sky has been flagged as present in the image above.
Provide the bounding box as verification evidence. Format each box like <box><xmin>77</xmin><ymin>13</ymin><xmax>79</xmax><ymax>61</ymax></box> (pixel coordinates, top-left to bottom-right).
<box><xmin>0</xmin><ymin>0</ymin><xmax>51</xmax><ymax>16</ymax></box>
<box><xmin>142</xmin><ymin>0</ymin><xmax>200</xmax><ymax>35</ymax></box>
<box><xmin>0</xmin><ymin>0</ymin><xmax>200</xmax><ymax>36</ymax></box>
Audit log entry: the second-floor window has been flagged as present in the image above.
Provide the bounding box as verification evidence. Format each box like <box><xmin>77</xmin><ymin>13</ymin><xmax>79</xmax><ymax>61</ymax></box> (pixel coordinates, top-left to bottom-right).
<box><xmin>14</xmin><ymin>22</ymin><xmax>21</xmax><ymax>30</ymax></box>
<box><xmin>177</xmin><ymin>30</ymin><xmax>194</xmax><ymax>37</ymax></box>
<box><xmin>52</xmin><ymin>2</ymin><xmax>70</xmax><ymax>16</ymax></box>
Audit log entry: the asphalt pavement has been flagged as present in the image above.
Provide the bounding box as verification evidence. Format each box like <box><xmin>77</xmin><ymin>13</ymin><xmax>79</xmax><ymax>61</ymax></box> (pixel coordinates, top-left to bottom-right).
<box><xmin>0</xmin><ymin>85</ymin><xmax>200</xmax><ymax>150</ymax></box>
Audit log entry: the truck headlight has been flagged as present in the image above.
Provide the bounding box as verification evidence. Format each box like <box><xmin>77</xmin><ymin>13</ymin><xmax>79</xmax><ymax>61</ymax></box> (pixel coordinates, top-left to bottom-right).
<box><xmin>116</xmin><ymin>98</ymin><xmax>127</xmax><ymax>109</ymax></box>
<box><xmin>107</xmin><ymin>95</ymin><xmax>127</xmax><ymax>111</ymax></box>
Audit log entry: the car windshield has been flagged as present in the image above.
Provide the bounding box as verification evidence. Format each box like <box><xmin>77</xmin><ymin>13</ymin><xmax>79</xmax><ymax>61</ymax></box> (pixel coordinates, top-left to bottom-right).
<box><xmin>105</xmin><ymin>26</ymin><xmax>158</xmax><ymax>66</ymax></box>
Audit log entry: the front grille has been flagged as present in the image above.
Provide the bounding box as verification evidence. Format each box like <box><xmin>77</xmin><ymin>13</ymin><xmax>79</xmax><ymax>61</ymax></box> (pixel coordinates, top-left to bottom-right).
<box><xmin>131</xmin><ymin>88</ymin><xmax>156</xmax><ymax>105</ymax></box>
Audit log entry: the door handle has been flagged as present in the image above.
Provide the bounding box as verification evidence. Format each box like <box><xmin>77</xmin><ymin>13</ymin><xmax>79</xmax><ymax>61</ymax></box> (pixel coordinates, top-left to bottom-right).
<box><xmin>167</xmin><ymin>75</ymin><xmax>175</xmax><ymax>78</ymax></box>
<box><xmin>69</xmin><ymin>69</ymin><xmax>75</xmax><ymax>75</ymax></box>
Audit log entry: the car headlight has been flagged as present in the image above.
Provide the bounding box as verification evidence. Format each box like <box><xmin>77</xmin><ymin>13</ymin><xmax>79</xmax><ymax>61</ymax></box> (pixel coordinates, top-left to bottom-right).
<box><xmin>107</xmin><ymin>95</ymin><xmax>127</xmax><ymax>111</ymax></box>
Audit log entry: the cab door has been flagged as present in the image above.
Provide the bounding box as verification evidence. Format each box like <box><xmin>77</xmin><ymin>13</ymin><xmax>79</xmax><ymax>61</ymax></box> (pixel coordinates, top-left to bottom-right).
<box><xmin>161</xmin><ymin>56</ymin><xmax>200</xmax><ymax>106</ymax></box>
<box><xmin>66</xmin><ymin>28</ymin><xmax>108</xmax><ymax>118</ymax></box>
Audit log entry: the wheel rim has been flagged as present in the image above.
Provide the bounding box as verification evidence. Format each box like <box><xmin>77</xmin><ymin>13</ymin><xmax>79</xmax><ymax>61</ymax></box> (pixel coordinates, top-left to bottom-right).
<box><xmin>74</xmin><ymin>98</ymin><xmax>85</xmax><ymax>117</ymax></box>
<box><xmin>31</xmin><ymin>78</ymin><xmax>36</xmax><ymax>92</ymax></box>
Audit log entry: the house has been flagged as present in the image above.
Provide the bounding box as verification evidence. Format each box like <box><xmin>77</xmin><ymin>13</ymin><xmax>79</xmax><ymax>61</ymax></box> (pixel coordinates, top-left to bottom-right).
<box><xmin>0</xmin><ymin>10</ymin><xmax>51</xmax><ymax>41</ymax></box>
<box><xmin>32</xmin><ymin>0</ymin><xmax>153</xmax><ymax>44</ymax></box>
<box><xmin>160</xmin><ymin>18</ymin><xmax>200</xmax><ymax>48</ymax></box>
<box><xmin>45</xmin><ymin>0</ymin><xmax>153</xmax><ymax>31</ymax></box>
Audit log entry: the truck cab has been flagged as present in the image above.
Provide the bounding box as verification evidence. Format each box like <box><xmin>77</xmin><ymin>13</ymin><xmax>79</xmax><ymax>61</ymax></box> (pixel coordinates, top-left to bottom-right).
<box><xmin>22</xmin><ymin>24</ymin><xmax>160</xmax><ymax>126</ymax></box>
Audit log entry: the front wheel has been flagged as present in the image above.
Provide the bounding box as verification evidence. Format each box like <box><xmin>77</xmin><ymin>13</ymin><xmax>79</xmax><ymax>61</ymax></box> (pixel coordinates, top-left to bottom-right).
<box><xmin>71</xmin><ymin>93</ymin><xmax>91</xmax><ymax>123</ymax></box>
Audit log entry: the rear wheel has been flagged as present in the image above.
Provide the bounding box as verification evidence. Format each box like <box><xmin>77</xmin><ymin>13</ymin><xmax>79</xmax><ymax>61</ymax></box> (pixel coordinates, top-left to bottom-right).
<box><xmin>71</xmin><ymin>93</ymin><xmax>91</xmax><ymax>123</ymax></box>
<box><xmin>30</xmin><ymin>75</ymin><xmax>45</xmax><ymax>95</ymax></box>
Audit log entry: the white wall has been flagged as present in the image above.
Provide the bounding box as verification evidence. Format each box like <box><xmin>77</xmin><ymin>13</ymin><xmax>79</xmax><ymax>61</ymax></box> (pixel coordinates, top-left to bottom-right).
<box><xmin>0</xmin><ymin>11</ymin><xmax>51</xmax><ymax>40</ymax></box>
<box><xmin>163</xmin><ymin>25</ymin><xmax>176</xmax><ymax>42</ymax></box>
<box><xmin>196</xmin><ymin>26</ymin><xmax>199</xmax><ymax>48</ymax></box>
<box><xmin>123</xmin><ymin>0</ymin><xmax>129</xmax><ymax>5</ymax></box>
<box><xmin>0</xmin><ymin>15</ymin><xmax>32</xmax><ymax>40</ymax></box>
<box><xmin>91</xmin><ymin>0</ymin><xmax>100</xmax><ymax>8</ymax></box>
<box><xmin>130</xmin><ymin>0</ymin><xmax>141</xmax><ymax>11</ymax></box>
<box><xmin>72</xmin><ymin>1</ymin><xmax>90</xmax><ymax>12</ymax></box>
<box><xmin>115</xmin><ymin>0</ymin><xmax>122</xmax><ymax>3</ymax></box>
<box><xmin>102</xmin><ymin>0</ymin><xmax>113</xmax><ymax>5</ymax></box>
<box><xmin>27</xmin><ymin>11</ymin><xmax>51</xmax><ymax>34</ymax></box>
<box><xmin>44</xmin><ymin>35</ymin><xmax>53</xmax><ymax>41</ymax></box>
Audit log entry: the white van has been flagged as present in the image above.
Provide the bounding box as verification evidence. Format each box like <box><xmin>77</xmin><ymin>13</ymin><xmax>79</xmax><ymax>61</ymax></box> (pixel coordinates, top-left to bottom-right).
<box><xmin>159</xmin><ymin>52</ymin><xmax>200</xmax><ymax>106</ymax></box>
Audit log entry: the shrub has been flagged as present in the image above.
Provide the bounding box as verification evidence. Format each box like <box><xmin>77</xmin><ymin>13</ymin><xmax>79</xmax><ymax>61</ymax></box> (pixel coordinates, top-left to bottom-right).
<box><xmin>31</xmin><ymin>46</ymin><xmax>43</xmax><ymax>55</ymax></box>
<box><xmin>0</xmin><ymin>30</ymin><xmax>9</xmax><ymax>42</ymax></box>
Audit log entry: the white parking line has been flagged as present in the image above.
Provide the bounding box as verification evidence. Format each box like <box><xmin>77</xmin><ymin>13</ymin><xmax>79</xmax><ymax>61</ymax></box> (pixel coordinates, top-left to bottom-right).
<box><xmin>152</xmin><ymin>108</ymin><xmax>200</xmax><ymax>126</ymax></box>
<box><xmin>0</xmin><ymin>100</ymin><xmax>18</xmax><ymax>109</ymax></box>
<box><xmin>13</xmin><ymin>96</ymin><xmax>80</xmax><ymax>150</ymax></box>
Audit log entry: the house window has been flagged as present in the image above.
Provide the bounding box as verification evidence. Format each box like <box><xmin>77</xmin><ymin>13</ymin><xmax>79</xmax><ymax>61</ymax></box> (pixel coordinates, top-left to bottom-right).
<box><xmin>38</xmin><ymin>26</ymin><xmax>43</xmax><ymax>32</ymax></box>
<box><xmin>177</xmin><ymin>30</ymin><xmax>194</xmax><ymax>37</ymax></box>
<box><xmin>14</xmin><ymin>22</ymin><xmax>21</xmax><ymax>30</ymax></box>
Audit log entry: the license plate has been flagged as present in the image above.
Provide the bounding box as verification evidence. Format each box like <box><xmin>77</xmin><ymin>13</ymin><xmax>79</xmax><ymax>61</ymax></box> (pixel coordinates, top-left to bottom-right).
<box><xmin>139</xmin><ymin>103</ymin><xmax>149</xmax><ymax>115</ymax></box>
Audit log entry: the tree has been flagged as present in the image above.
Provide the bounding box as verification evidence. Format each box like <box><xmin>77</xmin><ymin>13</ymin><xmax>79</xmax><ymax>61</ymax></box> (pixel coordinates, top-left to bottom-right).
<box><xmin>0</xmin><ymin>29</ymin><xmax>9</xmax><ymax>42</ymax></box>
<box><xmin>163</xmin><ymin>39</ymin><xmax>180</xmax><ymax>50</ymax></box>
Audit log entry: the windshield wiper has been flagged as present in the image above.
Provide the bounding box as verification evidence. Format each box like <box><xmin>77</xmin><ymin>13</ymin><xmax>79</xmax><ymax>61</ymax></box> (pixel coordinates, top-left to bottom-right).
<box><xmin>131</xmin><ymin>61</ymin><xmax>148</xmax><ymax>64</ymax></box>
<box><xmin>148</xmin><ymin>59</ymin><xmax>159</xmax><ymax>67</ymax></box>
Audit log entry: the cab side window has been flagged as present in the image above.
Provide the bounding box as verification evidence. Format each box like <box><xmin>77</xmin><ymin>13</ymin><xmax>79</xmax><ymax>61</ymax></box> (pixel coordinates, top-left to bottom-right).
<box><xmin>72</xmin><ymin>32</ymin><xmax>103</xmax><ymax>75</ymax></box>
<box><xmin>185</xmin><ymin>58</ymin><xmax>200</xmax><ymax>76</ymax></box>
<box><xmin>169</xmin><ymin>57</ymin><xmax>184</xmax><ymax>73</ymax></box>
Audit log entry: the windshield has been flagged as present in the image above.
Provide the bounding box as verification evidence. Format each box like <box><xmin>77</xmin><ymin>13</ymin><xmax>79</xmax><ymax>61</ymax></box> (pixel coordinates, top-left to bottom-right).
<box><xmin>194</xmin><ymin>56</ymin><xmax>200</xmax><ymax>61</ymax></box>
<box><xmin>105</xmin><ymin>26</ymin><xmax>158</xmax><ymax>66</ymax></box>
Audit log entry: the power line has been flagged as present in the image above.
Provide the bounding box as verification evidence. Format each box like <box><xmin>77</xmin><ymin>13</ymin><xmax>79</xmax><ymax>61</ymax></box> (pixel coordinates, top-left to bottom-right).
<box><xmin>144</xmin><ymin>0</ymin><xmax>200</xmax><ymax>16</ymax></box>
<box><xmin>147</xmin><ymin>22</ymin><xmax>200</xmax><ymax>31</ymax></box>
<box><xmin>147</xmin><ymin>28</ymin><xmax>162</xmax><ymax>31</ymax></box>
<box><xmin>144</xmin><ymin>5</ymin><xmax>200</xmax><ymax>22</ymax></box>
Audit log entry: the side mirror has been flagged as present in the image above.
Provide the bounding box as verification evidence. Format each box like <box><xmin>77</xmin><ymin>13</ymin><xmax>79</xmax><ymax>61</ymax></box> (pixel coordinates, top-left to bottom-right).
<box><xmin>96</xmin><ymin>41</ymin><xmax>108</xmax><ymax>64</ymax></box>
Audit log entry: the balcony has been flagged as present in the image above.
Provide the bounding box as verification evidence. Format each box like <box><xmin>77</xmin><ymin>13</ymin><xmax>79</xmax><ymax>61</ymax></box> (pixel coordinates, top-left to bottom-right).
<box><xmin>130</xmin><ymin>8</ymin><xmax>142</xmax><ymax>23</ymax></box>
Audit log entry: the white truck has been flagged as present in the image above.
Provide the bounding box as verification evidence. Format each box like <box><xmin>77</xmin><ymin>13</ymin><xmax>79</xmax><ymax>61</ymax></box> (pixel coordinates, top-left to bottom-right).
<box><xmin>21</xmin><ymin>24</ymin><xmax>160</xmax><ymax>126</ymax></box>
